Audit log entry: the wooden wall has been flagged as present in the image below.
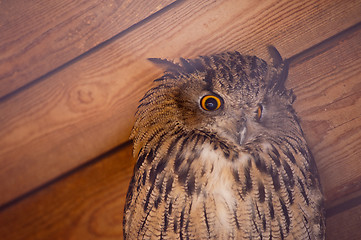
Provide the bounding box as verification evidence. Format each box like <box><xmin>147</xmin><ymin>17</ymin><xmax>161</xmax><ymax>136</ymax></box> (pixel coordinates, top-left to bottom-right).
<box><xmin>0</xmin><ymin>0</ymin><xmax>360</xmax><ymax>239</ymax></box>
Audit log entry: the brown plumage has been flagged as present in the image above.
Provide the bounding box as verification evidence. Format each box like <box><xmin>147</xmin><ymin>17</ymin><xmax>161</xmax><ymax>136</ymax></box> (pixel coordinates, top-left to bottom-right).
<box><xmin>123</xmin><ymin>47</ymin><xmax>325</xmax><ymax>239</ymax></box>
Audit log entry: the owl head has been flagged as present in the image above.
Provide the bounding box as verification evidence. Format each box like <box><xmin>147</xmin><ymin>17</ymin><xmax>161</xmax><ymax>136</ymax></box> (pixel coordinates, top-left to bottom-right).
<box><xmin>132</xmin><ymin>47</ymin><xmax>299</xmax><ymax>154</ymax></box>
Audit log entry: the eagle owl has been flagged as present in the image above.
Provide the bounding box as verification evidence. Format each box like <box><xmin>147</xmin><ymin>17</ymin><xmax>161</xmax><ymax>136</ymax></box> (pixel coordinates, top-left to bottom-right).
<box><xmin>123</xmin><ymin>47</ymin><xmax>325</xmax><ymax>239</ymax></box>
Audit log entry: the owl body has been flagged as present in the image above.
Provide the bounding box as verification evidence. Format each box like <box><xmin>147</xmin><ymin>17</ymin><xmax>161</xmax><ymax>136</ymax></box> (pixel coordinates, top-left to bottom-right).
<box><xmin>123</xmin><ymin>48</ymin><xmax>325</xmax><ymax>239</ymax></box>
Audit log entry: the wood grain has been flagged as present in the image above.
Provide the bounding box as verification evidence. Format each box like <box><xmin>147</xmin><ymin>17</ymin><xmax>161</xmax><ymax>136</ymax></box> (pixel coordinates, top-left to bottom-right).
<box><xmin>289</xmin><ymin>27</ymin><xmax>361</xmax><ymax>203</ymax></box>
<box><xmin>0</xmin><ymin>0</ymin><xmax>175</xmax><ymax>99</ymax></box>
<box><xmin>326</xmin><ymin>200</ymin><xmax>361</xmax><ymax>240</ymax></box>
<box><xmin>0</xmin><ymin>142</ymin><xmax>360</xmax><ymax>239</ymax></box>
<box><xmin>1</xmin><ymin>0</ymin><xmax>361</xmax><ymax>207</ymax></box>
<box><xmin>0</xmin><ymin>143</ymin><xmax>135</xmax><ymax>240</ymax></box>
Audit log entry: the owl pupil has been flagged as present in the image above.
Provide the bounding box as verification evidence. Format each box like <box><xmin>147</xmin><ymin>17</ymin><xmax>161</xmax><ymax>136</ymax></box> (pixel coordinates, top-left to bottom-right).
<box><xmin>201</xmin><ymin>95</ymin><xmax>222</xmax><ymax>111</ymax></box>
<box><xmin>205</xmin><ymin>98</ymin><xmax>218</xmax><ymax>110</ymax></box>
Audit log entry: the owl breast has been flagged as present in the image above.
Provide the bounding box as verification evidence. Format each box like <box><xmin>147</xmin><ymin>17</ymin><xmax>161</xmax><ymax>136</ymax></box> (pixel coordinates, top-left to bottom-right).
<box><xmin>183</xmin><ymin>142</ymin><xmax>260</xmax><ymax>239</ymax></box>
<box><xmin>189</xmin><ymin>144</ymin><xmax>239</xmax><ymax>231</ymax></box>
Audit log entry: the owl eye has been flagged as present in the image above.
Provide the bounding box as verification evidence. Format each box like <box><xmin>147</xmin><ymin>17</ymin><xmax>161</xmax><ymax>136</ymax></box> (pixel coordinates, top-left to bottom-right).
<box><xmin>256</xmin><ymin>104</ymin><xmax>263</xmax><ymax>121</ymax></box>
<box><xmin>200</xmin><ymin>95</ymin><xmax>222</xmax><ymax>111</ymax></box>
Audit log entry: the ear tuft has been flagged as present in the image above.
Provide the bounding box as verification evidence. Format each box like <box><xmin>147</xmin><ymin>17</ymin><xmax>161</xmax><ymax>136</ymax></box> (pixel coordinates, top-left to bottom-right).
<box><xmin>267</xmin><ymin>46</ymin><xmax>289</xmax><ymax>92</ymax></box>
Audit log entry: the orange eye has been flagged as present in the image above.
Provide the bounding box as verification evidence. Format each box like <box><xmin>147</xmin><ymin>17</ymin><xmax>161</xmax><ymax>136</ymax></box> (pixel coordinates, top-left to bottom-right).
<box><xmin>200</xmin><ymin>95</ymin><xmax>222</xmax><ymax>111</ymax></box>
<box><xmin>256</xmin><ymin>104</ymin><xmax>263</xmax><ymax>121</ymax></box>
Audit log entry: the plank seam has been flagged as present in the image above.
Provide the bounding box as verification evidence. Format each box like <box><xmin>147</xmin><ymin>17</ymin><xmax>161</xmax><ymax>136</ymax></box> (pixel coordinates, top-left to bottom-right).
<box><xmin>0</xmin><ymin>0</ymin><xmax>185</xmax><ymax>103</ymax></box>
<box><xmin>288</xmin><ymin>21</ymin><xmax>361</xmax><ymax>65</ymax></box>
<box><xmin>326</xmin><ymin>194</ymin><xmax>361</xmax><ymax>218</ymax></box>
<box><xmin>0</xmin><ymin>141</ymin><xmax>132</xmax><ymax>212</ymax></box>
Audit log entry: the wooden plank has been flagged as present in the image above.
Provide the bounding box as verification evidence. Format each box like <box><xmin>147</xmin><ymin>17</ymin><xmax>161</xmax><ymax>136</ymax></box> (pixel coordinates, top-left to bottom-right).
<box><xmin>0</xmin><ymin>0</ymin><xmax>175</xmax><ymax>99</ymax></box>
<box><xmin>288</xmin><ymin>26</ymin><xmax>361</xmax><ymax>203</ymax></box>
<box><xmin>326</xmin><ymin>198</ymin><xmax>361</xmax><ymax>240</ymax></box>
<box><xmin>0</xmin><ymin>0</ymin><xmax>361</xmax><ymax>207</ymax></box>
<box><xmin>0</xmin><ymin>142</ymin><xmax>359</xmax><ymax>239</ymax></box>
<box><xmin>0</xmin><ymin>143</ymin><xmax>134</xmax><ymax>240</ymax></box>
<box><xmin>325</xmin><ymin>188</ymin><xmax>361</xmax><ymax>210</ymax></box>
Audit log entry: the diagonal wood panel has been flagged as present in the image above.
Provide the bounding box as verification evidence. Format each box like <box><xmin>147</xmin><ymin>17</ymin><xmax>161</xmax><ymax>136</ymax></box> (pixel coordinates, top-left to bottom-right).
<box><xmin>289</xmin><ymin>27</ymin><xmax>361</xmax><ymax>203</ymax></box>
<box><xmin>0</xmin><ymin>0</ymin><xmax>360</xmax><ymax>207</ymax></box>
<box><xmin>0</xmin><ymin>144</ymin><xmax>134</xmax><ymax>240</ymax></box>
<box><xmin>326</xmin><ymin>201</ymin><xmax>361</xmax><ymax>240</ymax></box>
<box><xmin>0</xmin><ymin>143</ymin><xmax>359</xmax><ymax>239</ymax></box>
<box><xmin>0</xmin><ymin>0</ymin><xmax>176</xmax><ymax>98</ymax></box>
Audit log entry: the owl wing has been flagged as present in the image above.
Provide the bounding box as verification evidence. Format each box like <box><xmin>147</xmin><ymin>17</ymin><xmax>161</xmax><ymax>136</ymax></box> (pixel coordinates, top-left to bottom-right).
<box><xmin>234</xmin><ymin>138</ymin><xmax>325</xmax><ymax>239</ymax></box>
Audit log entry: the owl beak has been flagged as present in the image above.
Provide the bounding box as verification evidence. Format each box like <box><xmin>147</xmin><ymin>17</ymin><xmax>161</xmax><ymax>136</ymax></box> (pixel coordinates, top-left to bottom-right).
<box><xmin>219</xmin><ymin>116</ymin><xmax>248</xmax><ymax>146</ymax></box>
<box><xmin>236</xmin><ymin>117</ymin><xmax>247</xmax><ymax>145</ymax></box>
<box><xmin>238</xmin><ymin>126</ymin><xmax>247</xmax><ymax>145</ymax></box>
